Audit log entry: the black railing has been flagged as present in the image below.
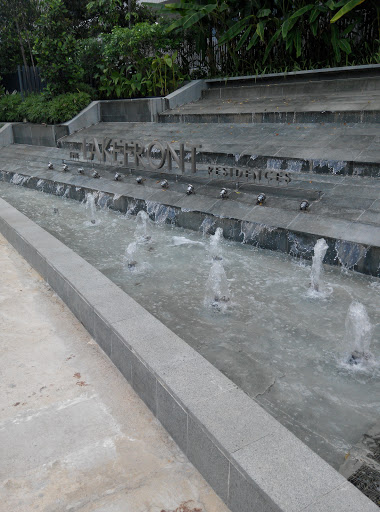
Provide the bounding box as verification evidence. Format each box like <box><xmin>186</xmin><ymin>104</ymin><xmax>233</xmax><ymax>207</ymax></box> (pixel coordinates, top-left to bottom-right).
<box><xmin>2</xmin><ymin>66</ymin><xmax>44</xmax><ymax>96</ymax></box>
<box><xmin>17</xmin><ymin>65</ymin><xmax>43</xmax><ymax>96</ymax></box>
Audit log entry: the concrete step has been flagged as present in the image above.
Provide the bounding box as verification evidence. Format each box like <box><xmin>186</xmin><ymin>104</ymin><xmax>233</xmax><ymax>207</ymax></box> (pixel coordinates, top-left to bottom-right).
<box><xmin>1</xmin><ymin>143</ymin><xmax>380</xmax><ymax>229</ymax></box>
<box><xmin>0</xmin><ymin>144</ymin><xmax>379</xmax><ymax>277</ymax></box>
<box><xmin>161</xmin><ymin>73</ymin><xmax>380</xmax><ymax>124</ymax></box>
<box><xmin>56</xmin><ymin>121</ymin><xmax>380</xmax><ymax>177</ymax></box>
<box><xmin>202</xmin><ymin>76</ymin><xmax>380</xmax><ymax>100</ymax></box>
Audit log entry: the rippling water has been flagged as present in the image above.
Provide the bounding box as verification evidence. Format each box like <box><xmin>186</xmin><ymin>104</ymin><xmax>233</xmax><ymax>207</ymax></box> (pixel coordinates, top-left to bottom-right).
<box><xmin>0</xmin><ymin>180</ymin><xmax>379</xmax><ymax>469</ymax></box>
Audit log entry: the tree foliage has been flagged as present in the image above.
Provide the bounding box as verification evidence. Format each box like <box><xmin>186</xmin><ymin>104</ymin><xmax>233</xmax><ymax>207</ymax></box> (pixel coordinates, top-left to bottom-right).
<box><xmin>0</xmin><ymin>0</ymin><xmax>378</xmax><ymax>103</ymax></box>
<box><xmin>162</xmin><ymin>0</ymin><xmax>379</xmax><ymax>77</ymax></box>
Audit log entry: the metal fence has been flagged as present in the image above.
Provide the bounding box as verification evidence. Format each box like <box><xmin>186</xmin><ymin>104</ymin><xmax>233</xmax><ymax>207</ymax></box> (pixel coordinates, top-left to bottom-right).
<box><xmin>2</xmin><ymin>66</ymin><xmax>44</xmax><ymax>96</ymax></box>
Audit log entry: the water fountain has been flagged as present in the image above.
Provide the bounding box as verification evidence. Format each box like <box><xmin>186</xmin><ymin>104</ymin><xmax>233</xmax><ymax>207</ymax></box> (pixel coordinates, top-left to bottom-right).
<box><xmin>124</xmin><ymin>211</ymin><xmax>153</xmax><ymax>270</ymax></box>
<box><xmin>85</xmin><ymin>192</ymin><xmax>98</xmax><ymax>225</ymax></box>
<box><xmin>343</xmin><ymin>301</ymin><xmax>373</xmax><ymax>366</ymax></box>
<box><xmin>125</xmin><ymin>241</ymin><xmax>138</xmax><ymax>269</ymax></box>
<box><xmin>134</xmin><ymin>210</ymin><xmax>151</xmax><ymax>243</ymax></box>
<box><xmin>0</xmin><ymin>180</ymin><xmax>378</xmax><ymax>471</ymax></box>
<box><xmin>205</xmin><ymin>228</ymin><xmax>230</xmax><ymax>311</ymax></box>
<box><xmin>209</xmin><ymin>227</ymin><xmax>224</xmax><ymax>261</ymax></box>
<box><xmin>309</xmin><ymin>238</ymin><xmax>328</xmax><ymax>293</ymax></box>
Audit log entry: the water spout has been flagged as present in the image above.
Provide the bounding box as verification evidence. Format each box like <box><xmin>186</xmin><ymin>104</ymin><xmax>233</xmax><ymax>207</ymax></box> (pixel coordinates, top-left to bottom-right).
<box><xmin>209</xmin><ymin>227</ymin><xmax>223</xmax><ymax>261</ymax></box>
<box><xmin>205</xmin><ymin>228</ymin><xmax>230</xmax><ymax>311</ymax></box>
<box><xmin>343</xmin><ymin>301</ymin><xmax>373</xmax><ymax>366</ymax></box>
<box><xmin>85</xmin><ymin>192</ymin><xmax>98</xmax><ymax>225</ymax></box>
<box><xmin>135</xmin><ymin>211</ymin><xmax>151</xmax><ymax>243</ymax></box>
<box><xmin>310</xmin><ymin>238</ymin><xmax>328</xmax><ymax>292</ymax></box>
<box><xmin>205</xmin><ymin>259</ymin><xmax>230</xmax><ymax>312</ymax></box>
<box><xmin>125</xmin><ymin>241</ymin><xmax>138</xmax><ymax>269</ymax></box>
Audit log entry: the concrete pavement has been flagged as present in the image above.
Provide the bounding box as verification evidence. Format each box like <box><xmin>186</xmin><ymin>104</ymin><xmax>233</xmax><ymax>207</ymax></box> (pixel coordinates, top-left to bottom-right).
<box><xmin>0</xmin><ymin>234</ymin><xmax>230</xmax><ymax>512</ymax></box>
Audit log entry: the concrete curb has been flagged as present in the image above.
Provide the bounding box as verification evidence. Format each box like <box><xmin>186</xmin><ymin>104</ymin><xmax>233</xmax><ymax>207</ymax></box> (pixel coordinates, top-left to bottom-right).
<box><xmin>0</xmin><ymin>197</ymin><xmax>377</xmax><ymax>512</ymax></box>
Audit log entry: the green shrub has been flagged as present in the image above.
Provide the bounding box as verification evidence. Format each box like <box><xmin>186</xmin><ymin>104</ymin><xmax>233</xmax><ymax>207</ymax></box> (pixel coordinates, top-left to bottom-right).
<box><xmin>0</xmin><ymin>92</ymin><xmax>91</xmax><ymax>124</ymax></box>
<box><xmin>47</xmin><ymin>92</ymin><xmax>91</xmax><ymax>123</ymax></box>
<box><xmin>74</xmin><ymin>82</ymin><xmax>98</xmax><ymax>100</ymax></box>
<box><xmin>0</xmin><ymin>93</ymin><xmax>23</xmax><ymax>122</ymax></box>
<box><xmin>18</xmin><ymin>94</ymin><xmax>50</xmax><ymax>123</ymax></box>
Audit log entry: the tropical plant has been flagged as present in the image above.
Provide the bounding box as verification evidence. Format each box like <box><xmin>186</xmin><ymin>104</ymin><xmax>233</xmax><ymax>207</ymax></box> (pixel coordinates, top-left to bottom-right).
<box><xmin>161</xmin><ymin>0</ymin><xmax>379</xmax><ymax>76</ymax></box>
<box><xmin>151</xmin><ymin>52</ymin><xmax>184</xmax><ymax>96</ymax></box>
<box><xmin>0</xmin><ymin>93</ymin><xmax>23</xmax><ymax>122</ymax></box>
<box><xmin>0</xmin><ymin>91</ymin><xmax>91</xmax><ymax>123</ymax></box>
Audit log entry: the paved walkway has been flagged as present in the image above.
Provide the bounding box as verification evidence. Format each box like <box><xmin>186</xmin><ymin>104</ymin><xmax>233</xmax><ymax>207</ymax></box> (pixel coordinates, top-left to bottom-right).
<box><xmin>0</xmin><ymin>234</ymin><xmax>229</xmax><ymax>512</ymax></box>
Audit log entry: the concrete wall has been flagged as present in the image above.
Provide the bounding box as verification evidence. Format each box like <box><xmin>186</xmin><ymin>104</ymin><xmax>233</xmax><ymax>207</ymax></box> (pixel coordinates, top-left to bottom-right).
<box><xmin>0</xmin><ymin>123</ymin><xmax>13</xmax><ymax>147</ymax></box>
<box><xmin>166</xmin><ymin>80</ymin><xmax>207</xmax><ymax>109</ymax></box>
<box><xmin>0</xmin><ymin>196</ymin><xmax>377</xmax><ymax>512</ymax></box>
<box><xmin>100</xmin><ymin>98</ymin><xmax>167</xmax><ymax>122</ymax></box>
<box><xmin>12</xmin><ymin>123</ymin><xmax>68</xmax><ymax>147</ymax></box>
<box><xmin>63</xmin><ymin>101</ymin><xmax>100</xmax><ymax>135</ymax></box>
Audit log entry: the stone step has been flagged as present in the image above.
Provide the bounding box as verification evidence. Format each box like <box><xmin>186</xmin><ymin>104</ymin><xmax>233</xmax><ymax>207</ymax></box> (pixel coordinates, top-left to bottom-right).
<box><xmin>202</xmin><ymin>76</ymin><xmax>380</xmax><ymax>100</ymax></box>
<box><xmin>159</xmin><ymin>110</ymin><xmax>379</xmax><ymax>125</ymax></box>
<box><xmin>1</xmin><ymin>144</ymin><xmax>380</xmax><ymax>230</ymax></box>
<box><xmin>161</xmin><ymin>73</ymin><xmax>380</xmax><ymax>124</ymax></box>
<box><xmin>56</xmin><ymin>121</ymin><xmax>380</xmax><ymax>177</ymax></box>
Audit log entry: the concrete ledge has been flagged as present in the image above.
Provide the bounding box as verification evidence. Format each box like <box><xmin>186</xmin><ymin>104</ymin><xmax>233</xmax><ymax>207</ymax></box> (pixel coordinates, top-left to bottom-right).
<box><xmin>0</xmin><ymin>123</ymin><xmax>14</xmax><ymax>147</ymax></box>
<box><xmin>62</xmin><ymin>101</ymin><xmax>100</xmax><ymax>135</ymax></box>
<box><xmin>159</xmin><ymin>110</ymin><xmax>380</xmax><ymax>125</ymax></box>
<box><xmin>0</xmin><ymin>196</ymin><xmax>377</xmax><ymax>512</ymax></box>
<box><xmin>165</xmin><ymin>80</ymin><xmax>207</xmax><ymax>109</ymax></box>
<box><xmin>205</xmin><ymin>64</ymin><xmax>380</xmax><ymax>88</ymax></box>
<box><xmin>0</xmin><ymin>169</ymin><xmax>378</xmax><ymax>276</ymax></box>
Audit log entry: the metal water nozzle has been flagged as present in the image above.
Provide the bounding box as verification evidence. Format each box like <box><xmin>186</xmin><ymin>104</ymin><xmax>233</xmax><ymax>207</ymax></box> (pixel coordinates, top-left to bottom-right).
<box><xmin>62</xmin><ymin>164</ymin><xmax>69</xmax><ymax>172</ymax></box>
<box><xmin>257</xmin><ymin>193</ymin><xmax>266</xmax><ymax>205</ymax></box>
<box><xmin>92</xmin><ymin>170</ymin><xmax>100</xmax><ymax>179</ymax></box>
<box><xmin>160</xmin><ymin>179</ymin><xmax>169</xmax><ymax>189</ymax></box>
<box><xmin>348</xmin><ymin>350</ymin><xmax>370</xmax><ymax>366</ymax></box>
<box><xmin>53</xmin><ymin>207</ymin><xmax>58</xmax><ymax>214</ymax></box>
<box><xmin>186</xmin><ymin>184</ymin><xmax>194</xmax><ymax>195</ymax></box>
<box><xmin>77</xmin><ymin>167</ymin><xmax>84</xmax><ymax>174</ymax></box>
<box><xmin>114</xmin><ymin>172</ymin><xmax>122</xmax><ymax>181</ymax></box>
<box><xmin>48</xmin><ymin>162</ymin><xmax>54</xmax><ymax>170</ymax></box>
<box><xmin>136</xmin><ymin>176</ymin><xmax>143</xmax><ymax>184</ymax></box>
<box><xmin>300</xmin><ymin>199</ymin><xmax>309</xmax><ymax>211</ymax></box>
<box><xmin>220</xmin><ymin>187</ymin><xmax>229</xmax><ymax>199</ymax></box>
